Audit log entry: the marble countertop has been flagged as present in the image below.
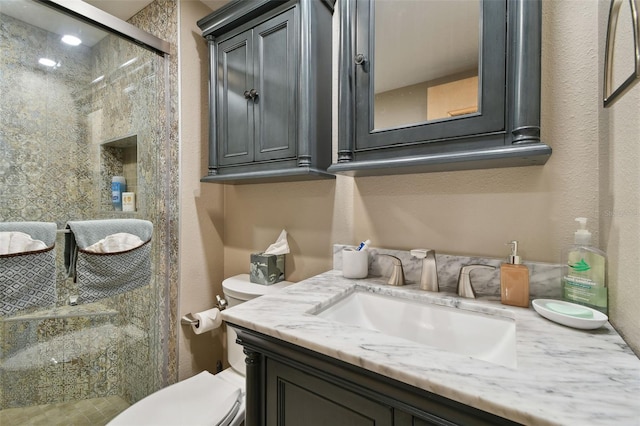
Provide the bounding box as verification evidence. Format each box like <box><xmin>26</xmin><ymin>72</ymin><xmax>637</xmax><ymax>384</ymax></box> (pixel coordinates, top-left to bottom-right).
<box><xmin>222</xmin><ymin>270</ymin><xmax>640</xmax><ymax>426</ymax></box>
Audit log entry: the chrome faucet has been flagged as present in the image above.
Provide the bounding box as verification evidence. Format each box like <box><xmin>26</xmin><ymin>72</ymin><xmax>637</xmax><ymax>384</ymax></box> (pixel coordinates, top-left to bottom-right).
<box><xmin>380</xmin><ymin>254</ymin><xmax>405</xmax><ymax>286</ymax></box>
<box><xmin>411</xmin><ymin>249</ymin><xmax>439</xmax><ymax>292</ymax></box>
<box><xmin>457</xmin><ymin>264</ymin><xmax>495</xmax><ymax>298</ymax></box>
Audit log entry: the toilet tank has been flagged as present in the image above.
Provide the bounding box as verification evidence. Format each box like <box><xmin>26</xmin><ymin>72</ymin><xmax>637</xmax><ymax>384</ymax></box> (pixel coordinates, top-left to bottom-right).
<box><xmin>222</xmin><ymin>274</ymin><xmax>293</xmax><ymax>375</ymax></box>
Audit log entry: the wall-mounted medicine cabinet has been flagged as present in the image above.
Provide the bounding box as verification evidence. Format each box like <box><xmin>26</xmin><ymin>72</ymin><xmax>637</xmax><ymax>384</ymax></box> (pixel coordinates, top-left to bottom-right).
<box><xmin>328</xmin><ymin>0</ymin><xmax>552</xmax><ymax>177</ymax></box>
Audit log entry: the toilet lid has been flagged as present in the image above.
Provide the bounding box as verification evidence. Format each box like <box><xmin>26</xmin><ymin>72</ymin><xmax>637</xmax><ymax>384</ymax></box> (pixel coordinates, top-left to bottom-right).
<box><xmin>222</xmin><ymin>273</ymin><xmax>293</xmax><ymax>301</ymax></box>
<box><xmin>107</xmin><ymin>371</ymin><xmax>242</xmax><ymax>426</ymax></box>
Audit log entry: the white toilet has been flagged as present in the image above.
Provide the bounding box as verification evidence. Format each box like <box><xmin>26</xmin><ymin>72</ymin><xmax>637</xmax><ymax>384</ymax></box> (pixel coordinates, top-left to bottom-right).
<box><xmin>108</xmin><ymin>274</ymin><xmax>293</xmax><ymax>426</ymax></box>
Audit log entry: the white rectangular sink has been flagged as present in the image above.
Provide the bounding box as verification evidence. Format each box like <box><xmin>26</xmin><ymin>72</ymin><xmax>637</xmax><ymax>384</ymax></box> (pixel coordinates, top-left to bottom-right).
<box><xmin>315</xmin><ymin>291</ymin><xmax>517</xmax><ymax>368</ymax></box>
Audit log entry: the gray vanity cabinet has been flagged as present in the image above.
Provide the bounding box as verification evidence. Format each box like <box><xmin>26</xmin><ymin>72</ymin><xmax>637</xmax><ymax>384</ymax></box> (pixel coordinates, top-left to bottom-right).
<box><xmin>266</xmin><ymin>359</ymin><xmax>394</xmax><ymax>426</ymax></box>
<box><xmin>234</xmin><ymin>326</ymin><xmax>520</xmax><ymax>426</ymax></box>
<box><xmin>198</xmin><ymin>0</ymin><xmax>335</xmax><ymax>184</ymax></box>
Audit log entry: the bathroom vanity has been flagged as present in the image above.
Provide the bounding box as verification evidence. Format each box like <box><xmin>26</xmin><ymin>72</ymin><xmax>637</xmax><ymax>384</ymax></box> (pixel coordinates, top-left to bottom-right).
<box><xmin>222</xmin><ymin>269</ymin><xmax>640</xmax><ymax>425</ymax></box>
<box><xmin>235</xmin><ymin>324</ymin><xmax>517</xmax><ymax>425</ymax></box>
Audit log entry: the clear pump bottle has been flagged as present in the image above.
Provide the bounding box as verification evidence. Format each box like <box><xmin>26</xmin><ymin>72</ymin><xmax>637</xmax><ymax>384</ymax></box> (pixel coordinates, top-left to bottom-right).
<box><xmin>562</xmin><ymin>218</ymin><xmax>607</xmax><ymax>314</ymax></box>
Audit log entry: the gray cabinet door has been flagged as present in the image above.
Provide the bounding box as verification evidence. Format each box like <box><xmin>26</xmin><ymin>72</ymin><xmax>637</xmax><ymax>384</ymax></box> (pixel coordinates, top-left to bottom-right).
<box><xmin>266</xmin><ymin>358</ymin><xmax>393</xmax><ymax>426</ymax></box>
<box><xmin>354</xmin><ymin>0</ymin><xmax>505</xmax><ymax>150</ymax></box>
<box><xmin>253</xmin><ymin>7</ymin><xmax>298</xmax><ymax>162</ymax></box>
<box><xmin>217</xmin><ymin>8</ymin><xmax>297</xmax><ymax>167</ymax></box>
<box><xmin>218</xmin><ymin>30</ymin><xmax>254</xmax><ymax>166</ymax></box>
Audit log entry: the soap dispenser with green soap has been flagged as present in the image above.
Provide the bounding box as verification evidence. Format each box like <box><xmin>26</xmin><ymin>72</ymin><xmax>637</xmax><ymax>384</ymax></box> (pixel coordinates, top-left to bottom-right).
<box><xmin>500</xmin><ymin>240</ymin><xmax>530</xmax><ymax>307</ymax></box>
<box><xmin>562</xmin><ymin>217</ymin><xmax>607</xmax><ymax>314</ymax></box>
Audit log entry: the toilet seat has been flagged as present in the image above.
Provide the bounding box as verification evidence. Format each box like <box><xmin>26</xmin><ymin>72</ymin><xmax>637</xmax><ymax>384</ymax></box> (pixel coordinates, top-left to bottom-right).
<box><xmin>108</xmin><ymin>370</ymin><xmax>243</xmax><ymax>426</ymax></box>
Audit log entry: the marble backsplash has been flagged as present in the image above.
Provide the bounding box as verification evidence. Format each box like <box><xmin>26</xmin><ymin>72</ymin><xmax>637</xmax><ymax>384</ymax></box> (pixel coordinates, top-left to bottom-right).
<box><xmin>333</xmin><ymin>244</ymin><xmax>563</xmax><ymax>299</ymax></box>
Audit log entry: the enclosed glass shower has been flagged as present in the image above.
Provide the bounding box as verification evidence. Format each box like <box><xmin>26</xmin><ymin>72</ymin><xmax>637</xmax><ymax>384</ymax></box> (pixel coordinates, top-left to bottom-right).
<box><xmin>0</xmin><ymin>0</ymin><xmax>171</xmax><ymax>421</ymax></box>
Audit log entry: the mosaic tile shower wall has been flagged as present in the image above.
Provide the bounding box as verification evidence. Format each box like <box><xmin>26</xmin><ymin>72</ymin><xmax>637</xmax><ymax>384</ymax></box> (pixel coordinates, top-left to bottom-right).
<box><xmin>0</xmin><ymin>1</ymin><xmax>177</xmax><ymax>410</ymax></box>
<box><xmin>128</xmin><ymin>0</ymin><xmax>180</xmax><ymax>391</ymax></box>
<box><xmin>0</xmin><ymin>13</ymin><xmax>93</xmax><ymax>230</ymax></box>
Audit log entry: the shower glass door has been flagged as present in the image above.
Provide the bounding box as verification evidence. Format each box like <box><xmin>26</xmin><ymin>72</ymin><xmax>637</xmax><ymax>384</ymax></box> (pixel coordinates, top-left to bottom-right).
<box><xmin>0</xmin><ymin>0</ymin><xmax>170</xmax><ymax>419</ymax></box>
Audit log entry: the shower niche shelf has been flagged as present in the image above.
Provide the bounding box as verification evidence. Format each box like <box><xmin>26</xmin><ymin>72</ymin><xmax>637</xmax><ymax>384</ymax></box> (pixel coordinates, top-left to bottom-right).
<box><xmin>100</xmin><ymin>134</ymin><xmax>138</xmax><ymax>212</ymax></box>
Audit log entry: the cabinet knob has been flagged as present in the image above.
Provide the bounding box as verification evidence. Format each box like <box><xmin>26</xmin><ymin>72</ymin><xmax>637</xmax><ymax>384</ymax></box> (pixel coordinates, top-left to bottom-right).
<box><xmin>354</xmin><ymin>53</ymin><xmax>366</xmax><ymax>65</ymax></box>
<box><xmin>244</xmin><ymin>89</ymin><xmax>259</xmax><ymax>100</ymax></box>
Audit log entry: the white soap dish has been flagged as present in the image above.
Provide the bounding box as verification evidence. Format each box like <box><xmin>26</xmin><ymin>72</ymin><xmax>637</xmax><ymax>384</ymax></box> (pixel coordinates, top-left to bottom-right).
<box><xmin>532</xmin><ymin>299</ymin><xmax>608</xmax><ymax>330</ymax></box>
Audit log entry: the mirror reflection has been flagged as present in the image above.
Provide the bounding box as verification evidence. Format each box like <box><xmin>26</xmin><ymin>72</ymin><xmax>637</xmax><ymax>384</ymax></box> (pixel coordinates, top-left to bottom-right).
<box><xmin>373</xmin><ymin>0</ymin><xmax>480</xmax><ymax>130</ymax></box>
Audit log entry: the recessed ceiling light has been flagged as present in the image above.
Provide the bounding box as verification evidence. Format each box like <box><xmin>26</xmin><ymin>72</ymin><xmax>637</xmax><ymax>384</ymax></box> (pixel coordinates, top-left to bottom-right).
<box><xmin>38</xmin><ymin>58</ymin><xmax>58</xmax><ymax>67</ymax></box>
<box><xmin>62</xmin><ymin>35</ymin><xmax>82</xmax><ymax>46</ymax></box>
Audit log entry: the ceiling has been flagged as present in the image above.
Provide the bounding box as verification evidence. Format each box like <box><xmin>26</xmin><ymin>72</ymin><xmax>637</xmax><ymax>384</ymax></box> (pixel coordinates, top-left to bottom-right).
<box><xmin>0</xmin><ymin>0</ymin><xmax>223</xmax><ymax>46</ymax></box>
<box><xmin>0</xmin><ymin>0</ymin><xmax>156</xmax><ymax>46</ymax></box>
<box><xmin>83</xmin><ymin>0</ymin><xmax>224</xmax><ymax>20</ymax></box>
<box><xmin>0</xmin><ymin>0</ymin><xmax>478</xmax><ymax>93</ymax></box>
<box><xmin>82</xmin><ymin>0</ymin><xmax>155</xmax><ymax>21</ymax></box>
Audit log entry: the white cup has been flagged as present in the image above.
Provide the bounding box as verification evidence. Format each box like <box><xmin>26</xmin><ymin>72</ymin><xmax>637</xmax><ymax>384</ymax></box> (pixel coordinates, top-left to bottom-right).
<box><xmin>342</xmin><ymin>249</ymin><xmax>368</xmax><ymax>279</ymax></box>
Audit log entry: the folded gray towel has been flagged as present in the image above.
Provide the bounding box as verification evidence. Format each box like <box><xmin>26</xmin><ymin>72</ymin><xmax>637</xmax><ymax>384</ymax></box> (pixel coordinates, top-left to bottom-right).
<box><xmin>0</xmin><ymin>222</ymin><xmax>57</xmax><ymax>316</ymax></box>
<box><xmin>76</xmin><ymin>241</ymin><xmax>152</xmax><ymax>304</ymax></box>
<box><xmin>65</xmin><ymin>219</ymin><xmax>153</xmax><ymax>276</ymax></box>
<box><xmin>64</xmin><ymin>219</ymin><xmax>153</xmax><ymax>304</ymax></box>
<box><xmin>65</xmin><ymin>219</ymin><xmax>153</xmax><ymax>249</ymax></box>
<box><xmin>0</xmin><ymin>221</ymin><xmax>57</xmax><ymax>248</ymax></box>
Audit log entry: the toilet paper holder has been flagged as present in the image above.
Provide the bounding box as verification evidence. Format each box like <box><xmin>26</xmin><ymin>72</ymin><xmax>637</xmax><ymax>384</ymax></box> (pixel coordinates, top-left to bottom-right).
<box><xmin>180</xmin><ymin>313</ymin><xmax>199</xmax><ymax>326</ymax></box>
<box><xmin>181</xmin><ymin>295</ymin><xmax>227</xmax><ymax>327</ymax></box>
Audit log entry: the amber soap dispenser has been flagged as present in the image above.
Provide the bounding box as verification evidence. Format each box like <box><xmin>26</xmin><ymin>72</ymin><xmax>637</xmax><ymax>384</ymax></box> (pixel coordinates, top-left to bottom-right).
<box><xmin>500</xmin><ymin>240</ymin><xmax>530</xmax><ymax>307</ymax></box>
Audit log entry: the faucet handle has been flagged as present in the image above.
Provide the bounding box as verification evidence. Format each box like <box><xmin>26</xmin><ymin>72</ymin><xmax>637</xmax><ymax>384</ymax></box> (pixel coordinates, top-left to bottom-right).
<box><xmin>412</xmin><ymin>248</ymin><xmax>439</xmax><ymax>292</ymax></box>
<box><xmin>457</xmin><ymin>264</ymin><xmax>495</xmax><ymax>298</ymax></box>
<box><xmin>379</xmin><ymin>254</ymin><xmax>405</xmax><ymax>286</ymax></box>
<box><xmin>410</xmin><ymin>249</ymin><xmax>428</xmax><ymax>259</ymax></box>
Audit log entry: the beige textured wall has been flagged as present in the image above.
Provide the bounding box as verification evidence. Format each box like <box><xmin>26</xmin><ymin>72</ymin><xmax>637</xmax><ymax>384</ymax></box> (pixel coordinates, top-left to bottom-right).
<box><xmin>223</xmin><ymin>1</ymin><xmax>599</xmax><ymax>268</ymax></box>
<box><xmin>178</xmin><ymin>0</ymin><xmax>226</xmax><ymax>380</ymax></box>
<box><xmin>223</xmin><ymin>178</ymin><xmax>352</xmax><ymax>282</ymax></box>
<box><xmin>598</xmin><ymin>0</ymin><xmax>640</xmax><ymax>354</ymax></box>
<box><xmin>602</xmin><ymin>85</ymin><xmax>640</xmax><ymax>353</ymax></box>
<box><xmin>180</xmin><ymin>0</ymin><xmax>638</xmax><ymax>379</ymax></box>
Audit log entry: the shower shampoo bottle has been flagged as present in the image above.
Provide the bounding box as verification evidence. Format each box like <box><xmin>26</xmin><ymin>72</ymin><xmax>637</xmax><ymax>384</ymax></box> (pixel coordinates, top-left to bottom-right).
<box><xmin>111</xmin><ymin>176</ymin><xmax>126</xmax><ymax>211</ymax></box>
<box><xmin>562</xmin><ymin>218</ymin><xmax>607</xmax><ymax>314</ymax></box>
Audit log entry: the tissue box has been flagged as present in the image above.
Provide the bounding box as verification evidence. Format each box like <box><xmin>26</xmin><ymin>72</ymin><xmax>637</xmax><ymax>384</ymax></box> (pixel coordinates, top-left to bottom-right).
<box><xmin>250</xmin><ymin>253</ymin><xmax>285</xmax><ymax>285</ymax></box>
